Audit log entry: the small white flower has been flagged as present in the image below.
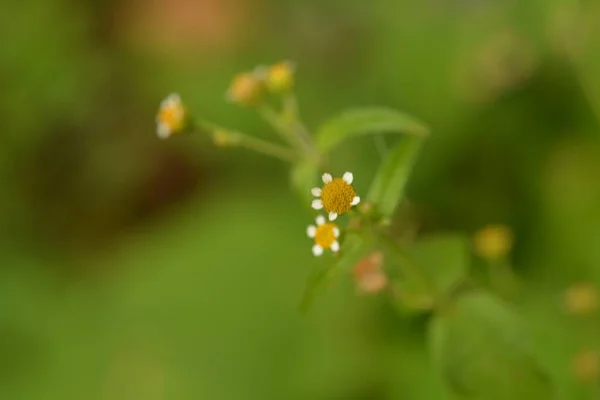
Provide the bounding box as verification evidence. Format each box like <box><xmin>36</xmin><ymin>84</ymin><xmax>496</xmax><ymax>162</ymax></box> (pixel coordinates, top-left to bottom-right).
<box><xmin>306</xmin><ymin>215</ymin><xmax>341</xmax><ymax>256</ymax></box>
<box><xmin>156</xmin><ymin>93</ymin><xmax>187</xmax><ymax>139</ymax></box>
<box><xmin>311</xmin><ymin>171</ymin><xmax>360</xmax><ymax>219</ymax></box>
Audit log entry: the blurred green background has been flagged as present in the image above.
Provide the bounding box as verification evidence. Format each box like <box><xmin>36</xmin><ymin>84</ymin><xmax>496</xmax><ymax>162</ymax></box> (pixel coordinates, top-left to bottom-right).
<box><xmin>2</xmin><ymin>0</ymin><xmax>600</xmax><ymax>398</ymax></box>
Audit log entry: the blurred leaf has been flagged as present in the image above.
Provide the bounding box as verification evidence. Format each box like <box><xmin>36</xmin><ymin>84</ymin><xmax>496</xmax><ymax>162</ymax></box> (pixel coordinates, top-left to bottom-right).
<box><xmin>367</xmin><ymin>136</ymin><xmax>424</xmax><ymax>217</ymax></box>
<box><xmin>409</xmin><ymin>234</ymin><xmax>469</xmax><ymax>295</ymax></box>
<box><xmin>392</xmin><ymin>234</ymin><xmax>469</xmax><ymax>312</ymax></box>
<box><xmin>429</xmin><ymin>291</ymin><xmax>555</xmax><ymax>400</ymax></box>
<box><xmin>290</xmin><ymin>159</ymin><xmax>319</xmax><ymax>205</ymax></box>
<box><xmin>314</xmin><ymin>107</ymin><xmax>428</xmax><ymax>152</ymax></box>
<box><xmin>300</xmin><ymin>233</ymin><xmax>371</xmax><ymax>314</ymax></box>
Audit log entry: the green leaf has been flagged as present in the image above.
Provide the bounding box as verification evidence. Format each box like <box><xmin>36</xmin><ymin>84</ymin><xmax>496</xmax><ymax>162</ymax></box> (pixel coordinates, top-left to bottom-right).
<box><xmin>315</xmin><ymin>107</ymin><xmax>428</xmax><ymax>152</ymax></box>
<box><xmin>367</xmin><ymin>136</ymin><xmax>423</xmax><ymax>217</ymax></box>
<box><xmin>429</xmin><ymin>291</ymin><xmax>555</xmax><ymax>400</ymax></box>
<box><xmin>391</xmin><ymin>234</ymin><xmax>469</xmax><ymax>312</ymax></box>
<box><xmin>290</xmin><ymin>159</ymin><xmax>319</xmax><ymax>205</ymax></box>
<box><xmin>409</xmin><ymin>234</ymin><xmax>469</xmax><ymax>294</ymax></box>
<box><xmin>299</xmin><ymin>233</ymin><xmax>371</xmax><ymax>314</ymax></box>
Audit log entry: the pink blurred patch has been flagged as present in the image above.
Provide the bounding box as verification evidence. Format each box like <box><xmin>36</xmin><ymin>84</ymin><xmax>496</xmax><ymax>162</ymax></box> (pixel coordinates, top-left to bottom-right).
<box><xmin>116</xmin><ymin>0</ymin><xmax>250</xmax><ymax>55</ymax></box>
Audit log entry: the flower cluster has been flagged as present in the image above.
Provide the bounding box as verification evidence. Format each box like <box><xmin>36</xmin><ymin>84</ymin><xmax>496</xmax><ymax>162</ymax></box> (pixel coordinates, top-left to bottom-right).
<box><xmin>226</xmin><ymin>61</ymin><xmax>296</xmax><ymax>107</ymax></box>
<box><xmin>306</xmin><ymin>172</ymin><xmax>360</xmax><ymax>256</ymax></box>
<box><xmin>154</xmin><ymin>65</ymin><xmax>361</xmax><ymax>259</ymax></box>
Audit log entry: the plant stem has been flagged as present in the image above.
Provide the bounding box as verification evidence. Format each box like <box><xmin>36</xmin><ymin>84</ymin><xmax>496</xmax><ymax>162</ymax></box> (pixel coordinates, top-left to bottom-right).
<box><xmin>234</xmin><ymin>133</ymin><xmax>300</xmax><ymax>162</ymax></box>
<box><xmin>196</xmin><ymin>120</ymin><xmax>300</xmax><ymax>163</ymax></box>
<box><xmin>283</xmin><ymin>93</ymin><xmax>316</xmax><ymax>149</ymax></box>
<box><xmin>259</xmin><ymin>105</ymin><xmax>304</xmax><ymax>149</ymax></box>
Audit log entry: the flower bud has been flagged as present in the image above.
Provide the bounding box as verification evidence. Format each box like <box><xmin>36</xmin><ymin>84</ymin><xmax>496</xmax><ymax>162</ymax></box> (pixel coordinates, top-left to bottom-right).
<box><xmin>226</xmin><ymin>68</ymin><xmax>266</xmax><ymax>106</ymax></box>
<box><xmin>266</xmin><ymin>61</ymin><xmax>295</xmax><ymax>94</ymax></box>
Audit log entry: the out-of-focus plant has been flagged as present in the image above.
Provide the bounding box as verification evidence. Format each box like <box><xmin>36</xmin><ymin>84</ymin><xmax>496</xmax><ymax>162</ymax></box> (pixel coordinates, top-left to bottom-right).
<box><xmin>155</xmin><ymin>62</ymin><xmax>554</xmax><ymax>399</ymax></box>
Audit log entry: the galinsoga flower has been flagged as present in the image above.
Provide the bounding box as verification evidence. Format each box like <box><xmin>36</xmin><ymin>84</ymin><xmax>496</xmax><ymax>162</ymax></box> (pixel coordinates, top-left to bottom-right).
<box><xmin>473</xmin><ymin>224</ymin><xmax>513</xmax><ymax>261</ymax></box>
<box><xmin>307</xmin><ymin>215</ymin><xmax>340</xmax><ymax>256</ymax></box>
<box><xmin>156</xmin><ymin>93</ymin><xmax>187</xmax><ymax>139</ymax></box>
<box><xmin>311</xmin><ymin>172</ymin><xmax>360</xmax><ymax>221</ymax></box>
<box><xmin>266</xmin><ymin>61</ymin><xmax>295</xmax><ymax>93</ymax></box>
<box><xmin>226</xmin><ymin>67</ymin><xmax>266</xmax><ymax>106</ymax></box>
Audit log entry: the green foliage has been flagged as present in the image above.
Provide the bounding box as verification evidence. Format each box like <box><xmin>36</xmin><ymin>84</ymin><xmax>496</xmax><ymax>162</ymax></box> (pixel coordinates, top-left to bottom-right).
<box><xmin>367</xmin><ymin>136</ymin><xmax>424</xmax><ymax>217</ymax></box>
<box><xmin>429</xmin><ymin>292</ymin><xmax>555</xmax><ymax>399</ymax></box>
<box><xmin>290</xmin><ymin>159</ymin><xmax>319</xmax><ymax>205</ymax></box>
<box><xmin>408</xmin><ymin>234</ymin><xmax>469</xmax><ymax>296</ymax></box>
<box><xmin>5</xmin><ymin>1</ymin><xmax>600</xmax><ymax>398</ymax></box>
<box><xmin>392</xmin><ymin>234</ymin><xmax>469</xmax><ymax>312</ymax></box>
<box><xmin>314</xmin><ymin>107</ymin><xmax>428</xmax><ymax>152</ymax></box>
<box><xmin>298</xmin><ymin>106</ymin><xmax>429</xmax><ymax>313</ymax></box>
<box><xmin>300</xmin><ymin>233</ymin><xmax>371</xmax><ymax>314</ymax></box>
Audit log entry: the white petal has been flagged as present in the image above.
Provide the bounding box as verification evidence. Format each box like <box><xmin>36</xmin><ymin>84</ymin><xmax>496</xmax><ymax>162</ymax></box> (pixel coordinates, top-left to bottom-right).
<box><xmin>311</xmin><ymin>199</ymin><xmax>323</xmax><ymax>210</ymax></box>
<box><xmin>343</xmin><ymin>172</ymin><xmax>354</xmax><ymax>184</ymax></box>
<box><xmin>157</xmin><ymin>123</ymin><xmax>171</xmax><ymax>139</ymax></box>
<box><xmin>161</xmin><ymin>93</ymin><xmax>179</xmax><ymax>108</ymax></box>
<box><xmin>167</xmin><ymin>93</ymin><xmax>181</xmax><ymax>104</ymax></box>
<box><xmin>330</xmin><ymin>241</ymin><xmax>340</xmax><ymax>253</ymax></box>
<box><xmin>333</xmin><ymin>227</ymin><xmax>340</xmax><ymax>238</ymax></box>
<box><xmin>307</xmin><ymin>225</ymin><xmax>316</xmax><ymax>238</ymax></box>
<box><xmin>322</xmin><ymin>173</ymin><xmax>332</xmax><ymax>183</ymax></box>
<box><xmin>351</xmin><ymin>196</ymin><xmax>361</xmax><ymax>206</ymax></box>
<box><xmin>311</xmin><ymin>187</ymin><xmax>322</xmax><ymax>197</ymax></box>
<box><xmin>329</xmin><ymin>212</ymin><xmax>338</xmax><ymax>221</ymax></box>
<box><xmin>312</xmin><ymin>244</ymin><xmax>324</xmax><ymax>256</ymax></box>
<box><xmin>316</xmin><ymin>215</ymin><xmax>326</xmax><ymax>225</ymax></box>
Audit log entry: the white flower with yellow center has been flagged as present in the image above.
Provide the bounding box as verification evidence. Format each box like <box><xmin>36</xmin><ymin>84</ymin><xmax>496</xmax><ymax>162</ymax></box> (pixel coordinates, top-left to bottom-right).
<box><xmin>311</xmin><ymin>172</ymin><xmax>360</xmax><ymax>221</ymax></box>
<box><xmin>156</xmin><ymin>93</ymin><xmax>186</xmax><ymax>139</ymax></box>
<box><xmin>306</xmin><ymin>215</ymin><xmax>341</xmax><ymax>256</ymax></box>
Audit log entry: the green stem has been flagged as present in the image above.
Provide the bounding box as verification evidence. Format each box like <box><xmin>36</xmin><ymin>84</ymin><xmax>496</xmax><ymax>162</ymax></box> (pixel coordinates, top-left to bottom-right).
<box><xmin>234</xmin><ymin>133</ymin><xmax>300</xmax><ymax>162</ymax></box>
<box><xmin>196</xmin><ymin>120</ymin><xmax>300</xmax><ymax>163</ymax></box>
<box><xmin>283</xmin><ymin>93</ymin><xmax>315</xmax><ymax>148</ymax></box>
<box><xmin>258</xmin><ymin>105</ymin><xmax>303</xmax><ymax>148</ymax></box>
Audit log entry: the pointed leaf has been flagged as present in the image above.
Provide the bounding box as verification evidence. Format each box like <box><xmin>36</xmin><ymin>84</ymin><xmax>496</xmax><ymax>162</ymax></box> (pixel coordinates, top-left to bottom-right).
<box><xmin>429</xmin><ymin>291</ymin><xmax>555</xmax><ymax>399</ymax></box>
<box><xmin>367</xmin><ymin>136</ymin><xmax>424</xmax><ymax>217</ymax></box>
<box><xmin>315</xmin><ymin>107</ymin><xmax>428</xmax><ymax>152</ymax></box>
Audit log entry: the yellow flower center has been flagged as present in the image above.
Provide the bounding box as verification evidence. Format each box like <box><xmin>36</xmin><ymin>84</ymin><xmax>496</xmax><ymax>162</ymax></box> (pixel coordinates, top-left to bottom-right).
<box><xmin>315</xmin><ymin>223</ymin><xmax>337</xmax><ymax>249</ymax></box>
<box><xmin>321</xmin><ymin>178</ymin><xmax>356</xmax><ymax>215</ymax></box>
<box><xmin>158</xmin><ymin>105</ymin><xmax>184</xmax><ymax>131</ymax></box>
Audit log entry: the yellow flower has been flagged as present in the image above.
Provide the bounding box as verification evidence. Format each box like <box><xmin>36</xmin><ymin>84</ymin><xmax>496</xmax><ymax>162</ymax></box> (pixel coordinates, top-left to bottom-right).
<box><xmin>565</xmin><ymin>282</ymin><xmax>598</xmax><ymax>315</ymax></box>
<box><xmin>473</xmin><ymin>224</ymin><xmax>513</xmax><ymax>261</ymax></box>
<box><xmin>266</xmin><ymin>61</ymin><xmax>295</xmax><ymax>93</ymax></box>
<box><xmin>226</xmin><ymin>67</ymin><xmax>266</xmax><ymax>106</ymax></box>
<box><xmin>572</xmin><ymin>349</ymin><xmax>599</xmax><ymax>384</ymax></box>
<box><xmin>156</xmin><ymin>93</ymin><xmax>187</xmax><ymax>139</ymax></box>
<box><xmin>311</xmin><ymin>172</ymin><xmax>360</xmax><ymax>221</ymax></box>
<box><xmin>306</xmin><ymin>215</ymin><xmax>341</xmax><ymax>256</ymax></box>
